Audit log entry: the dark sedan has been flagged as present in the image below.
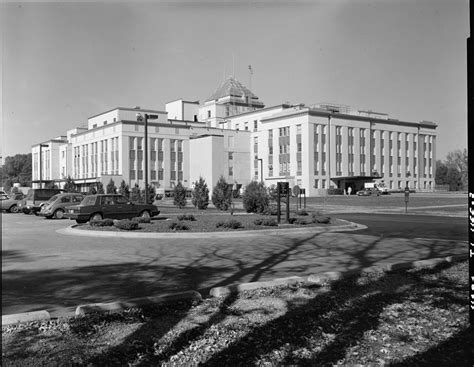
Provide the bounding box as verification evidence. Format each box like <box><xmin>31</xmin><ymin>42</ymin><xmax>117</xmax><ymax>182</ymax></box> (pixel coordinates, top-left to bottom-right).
<box><xmin>356</xmin><ymin>188</ymin><xmax>380</xmax><ymax>196</ymax></box>
<box><xmin>64</xmin><ymin>194</ymin><xmax>160</xmax><ymax>223</ymax></box>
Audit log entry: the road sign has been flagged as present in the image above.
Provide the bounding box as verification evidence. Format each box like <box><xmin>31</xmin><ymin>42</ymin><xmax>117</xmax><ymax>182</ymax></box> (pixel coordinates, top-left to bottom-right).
<box><xmin>293</xmin><ymin>185</ymin><xmax>300</xmax><ymax>196</ymax></box>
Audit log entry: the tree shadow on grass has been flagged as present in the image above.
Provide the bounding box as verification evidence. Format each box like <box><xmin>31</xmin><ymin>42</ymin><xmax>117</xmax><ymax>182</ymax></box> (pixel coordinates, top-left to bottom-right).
<box><xmin>202</xmin><ymin>262</ymin><xmax>467</xmax><ymax>366</ymax></box>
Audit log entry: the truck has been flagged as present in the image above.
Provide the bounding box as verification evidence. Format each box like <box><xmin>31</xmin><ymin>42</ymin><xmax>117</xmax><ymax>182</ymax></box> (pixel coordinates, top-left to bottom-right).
<box><xmin>364</xmin><ymin>180</ymin><xmax>388</xmax><ymax>194</ymax></box>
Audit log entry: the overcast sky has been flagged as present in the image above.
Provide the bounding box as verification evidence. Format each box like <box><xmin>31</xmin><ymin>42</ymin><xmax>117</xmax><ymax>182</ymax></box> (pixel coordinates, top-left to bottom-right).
<box><xmin>1</xmin><ymin>0</ymin><xmax>469</xmax><ymax>160</ymax></box>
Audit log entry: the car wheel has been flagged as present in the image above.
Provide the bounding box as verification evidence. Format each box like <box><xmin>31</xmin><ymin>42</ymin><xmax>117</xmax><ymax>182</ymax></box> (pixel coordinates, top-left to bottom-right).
<box><xmin>139</xmin><ymin>210</ymin><xmax>151</xmax><ymax>219</ymax></box>
<box><xmin>53</xmin><ymin>209</ymin><xmax>65</xmax><ymax>219</ymax></box>
<box><xmin>9</xmin><ymin>205</ymin><xmax>18</xmax><ymax>213</ymax></box>
<box><xmin>90</xmin><ymin>213</ymin><xmax>103</xmax><ymax>221</ymax></box>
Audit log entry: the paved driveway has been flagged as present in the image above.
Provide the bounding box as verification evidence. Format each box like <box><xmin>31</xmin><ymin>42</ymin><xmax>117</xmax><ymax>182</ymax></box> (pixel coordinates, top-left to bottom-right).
<box><xmin>2</xmin><ymin>211</ymin><xmax>466</xmax><ymax>317</ymax></box>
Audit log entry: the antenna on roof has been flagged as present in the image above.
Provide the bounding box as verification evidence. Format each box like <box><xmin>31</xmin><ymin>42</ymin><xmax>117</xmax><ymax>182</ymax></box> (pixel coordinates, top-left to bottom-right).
<box><xmin>248</xmin><ymin>65</ymin><xmax>253</xmax><ymax>110</ymax></box>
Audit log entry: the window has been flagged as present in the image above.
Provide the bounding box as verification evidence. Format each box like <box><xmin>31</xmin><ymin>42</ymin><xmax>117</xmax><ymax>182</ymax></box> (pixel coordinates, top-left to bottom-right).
<box><xmin>254</xmin><ymin>120</ymin><xmax>258</xmax><ymax>130</ymax></box>
<box><xmin>228</xmin><ymin>152</ymin><xmax>233</xmax><ymax>160</ymax></box>
<box><xmin>296</xmin><ymin>124</ymin><xmax>302</xmax><ymax>134</ymax></box>
<box><xmin>207</xmin><ymin>110</ymin><xmax>211</xmax><ymax>118</ymax></box>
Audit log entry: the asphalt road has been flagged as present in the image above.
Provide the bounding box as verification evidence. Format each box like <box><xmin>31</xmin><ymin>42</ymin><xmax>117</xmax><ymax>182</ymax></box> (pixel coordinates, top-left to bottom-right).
<box><xmin>2</xmin><ymin>210</ymin><xmax>467</xmax><ymax>317</ymax></box>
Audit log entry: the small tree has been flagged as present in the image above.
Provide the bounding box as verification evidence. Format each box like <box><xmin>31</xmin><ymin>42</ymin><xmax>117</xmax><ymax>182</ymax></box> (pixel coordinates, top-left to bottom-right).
<box><xmin>118</xmin><ymin>180</ymin><xmax>130</xmax><ymax>199</ymax></box>
<box><xmin>173</xmin><ymin>181</ymin><xmax>187</xmax><ymax>209</ymax></box>
<box><xmin>96</xmin><ymin>182</ymin><xmax>105</xmax><ymax>194</ymax></box>
<box><xmin>212</xmin><ymin>176</ymin><xmax>232</xmax><ymax>211</ymax></box>
<box><xmin>147</xmin><ymin>184</ymin><xmax>156</xmax><ymax>204</ymax></box>
<box><xmin>243</xmin><ymin>181</ymin><xmax>269</xmax><ymax>213</ymax></box>
<box><xmin>130</xmin><ymin>183</ymin><xmax>142</xmax><ymax>202</ymax></box>
<box><xmin>106</xmin><ymin>179</ymin><xmax>117</xmax><ymax>194</ymax></box>
<box><xmin>87</xmin><ymin>184</ymin><xmax>97</xmax><ymax>195</ymax></box>
<box><xmin>192</xmin><ymin>176</ymin><xmax>209</xmax><ymax>210</ymax></box>
<box><xmin>64</xmin><ymin>176</ymin><xmax>76</xmax><ymax>193</ymax></box>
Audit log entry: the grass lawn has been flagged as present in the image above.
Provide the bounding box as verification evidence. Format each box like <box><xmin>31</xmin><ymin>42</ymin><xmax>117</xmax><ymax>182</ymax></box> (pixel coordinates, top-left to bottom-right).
<box><xmin>2</xmin><ymin>261</ymin><xmax>471</xmax><ymax>366</ymax></box>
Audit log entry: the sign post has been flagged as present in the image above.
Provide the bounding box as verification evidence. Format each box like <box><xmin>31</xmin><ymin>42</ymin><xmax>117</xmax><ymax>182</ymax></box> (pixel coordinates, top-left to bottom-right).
<box><xmin>293</xmin><ymin>185</ymin><xmax>300</xmax><ymax>210</ymax></box>
<box><xmin>277</xmin><ymin>182</ymin><xmax>290</xmax><ymax>224</ymax></box>
<box><xmin>404</xmin><ymin>186</ymin><xmax>409</xmax><ymax>214</ymax></box>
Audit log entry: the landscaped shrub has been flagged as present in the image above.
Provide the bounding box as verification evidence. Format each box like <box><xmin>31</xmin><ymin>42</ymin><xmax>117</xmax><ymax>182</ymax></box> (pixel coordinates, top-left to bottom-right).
<box><xmin>192</xmin><ymin>176</ymin><xmax>209</xmax><ymax>210</ymax></box>
<box><xmin>177</xmin><ymin>214</ymin><xmax>196</xmax><ymax>221</ymax></box>
<box><xmin>114</xmin><ymin>219</ymin><xmax>140</xmax><ymax>230</ymax></box>
<box><xmin>118</xmin><ymin>180</ymin><xmax>130</xmax><ymax>199</ymax></box>
<box><xmin>131</xmin><ymin>216</ymin><xmax>151</xmax><ymax>224</ymax></box>
<box><xmin>169</xmin><ymin>222</ymin><xmax>189</xmax><ymax>231</ymax></box>
<box><xmin>242</xmin><ymin>181</ymin><xmax>269</xmax><ymax>213</ymax></box>
<box><xmin>254</xmin><ymin>218</ymin><xmax>263</xmax><ymax>225</ymax></box>
<box><xmin>293</xmin><ymin>218</ymin><xmax>308</xmax><ymax>225</ymax></box>
<box><xmin>173</xmin><ymin>181</ymin><xmax>187</xmax><ymax>209</ymax></box>
<box><xmin>216</xmin><ymin>219</ymin><xmax>242</xmax><ymax>229</ymax></box>
<box><xmin>327</xmin><ymin>188</ymin><xmax>344</xmax><ymax>195</ymax></box>
<box><xmin>106</xmin><ymin>179</ymin><xmax>117</xmax><ymax>194</ymax></box>
<box><xmin>312</xmin><ymin>213</ymin><xmax>331</xmax><ymax>224</ymax></box>
<box><xmin>263</xmin><ymin>218</ymin><xmax>278</xmax><ymax>226</ymax></box>
<box><xmin>296</xmin><ymin>209</ymin><xmax>309</xmax><ymax>216</ymax></box>
<box><xmin>288</xmin><ymin>217</ymin><xmax>297</xmax><ymax>224</ymax></box>
<box><xmin>130</xmin><ymin>184</ymin><xmax>142</xmax><ymax>203</ymax></box>
<box><xmin>212</xmin><ymin>176</ymin><xmax>232</xmax><ymax>211</ymax></box>
<box><xmin>90</xmin><ymin>218</ymin><xmax>114</xmax><ymax>227</ymax></box>
<box><xmin>262</xmin><ymin>204</ymin><xmax>278</xmax><ymax>216</ymax></box>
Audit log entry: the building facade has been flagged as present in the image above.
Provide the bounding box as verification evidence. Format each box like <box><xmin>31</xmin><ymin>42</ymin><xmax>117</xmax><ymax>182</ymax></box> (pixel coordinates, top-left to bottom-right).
<box><xmin>32</xmin><ymin>77</ymin><xmax>437</xmax><ymax>196</ymax></box>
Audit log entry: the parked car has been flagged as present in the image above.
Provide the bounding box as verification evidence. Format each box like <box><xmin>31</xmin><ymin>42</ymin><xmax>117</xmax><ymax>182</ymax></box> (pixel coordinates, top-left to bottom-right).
<box><xmin>38</xmin><ymin>192</ymin><xmax>85</xmax><ymax>219</ymax></box>
<box><xmin>0</xmin><ymin>192</ymin><xmax>25</xmax><ymax>213</ymax></box>
<box><xmin>64</xmin><ymin>194</ymin><xmax>160</xmax><ymax>224</ymax></box>
<box><xmin>19</xmin><ymin>188</ymin><xmax>64</xmax><ymax>215</ymax></box>
<box><xmin>356</xmin><ymin>188</ymin><xmax>380</xmax><ymax>196</ymax></box>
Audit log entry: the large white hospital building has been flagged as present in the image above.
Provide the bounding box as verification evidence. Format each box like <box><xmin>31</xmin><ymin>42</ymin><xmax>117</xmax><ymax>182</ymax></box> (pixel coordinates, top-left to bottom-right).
<box><xmin>32</xmin><ymin>77</ymin><xmax>437</xmax><ymax>196</ymax></box>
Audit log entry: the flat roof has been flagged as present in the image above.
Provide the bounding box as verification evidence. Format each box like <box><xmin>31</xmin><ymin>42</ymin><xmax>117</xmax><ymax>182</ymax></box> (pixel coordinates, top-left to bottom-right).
<box><xmin>88</xmin><ymin>107</ymin><xmax>167</xmax><ymax>120</ymax></box>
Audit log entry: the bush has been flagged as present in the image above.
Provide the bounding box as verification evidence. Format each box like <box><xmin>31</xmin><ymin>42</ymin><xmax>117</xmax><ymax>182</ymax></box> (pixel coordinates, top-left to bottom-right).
<box><xmin>169</xmin><ymin>222</ymin><xmax>189</xmax><ymax>231</ymax></box>
<box><xmin>327</xmin><ymin>188</ymin><xmax>344</xmax><ymax>195</ymax></box>
<box><xmin>131</xmin><ymin>216</ymin><xmax>151</xmax><ymax>224</ymax></box>
<box><xmin>106</xmin><ymin>179</ymin><xmax>117</xmax><ymax>194</ymax></box>
<box><xmin>293</xmin><ymin>218</ymin><xmax>308</xmax><ymax>225</ymax></box>
<box><xmin>177</xmin><ymin>214</ymin><xmax>196</xmax><ymax>221</ymax></box>
<box><xmin>242</xmin><ymin>181</ymin><xmax>269</xmax><ymax>213</ymax></box>
<box><xmin>288</xmin><ymin>217</ymin><xmax>297</xmax><ymax>224</ymax></box>
<box><xmin>312</xmin><ymin>213</ymin><xmax>331</xmax><ymax>224</ymax></box>
<box><xmin>216</xmin><ymin>219</ymin><xmax>242</xmax><ymax>229</ymax></box>
<box><xmin>114</xmin><ymin>219</ymin><xmax>140</xmax><ymax>230</ymax></box>
<box><xmin>262</xmin><ymin>204</ymin><xmax>279</xmax><ymax>216</ymax></box>
<box><xmin>118</xmin><ymin>180</ymin><xmax>130</xmax><ymax>199</ymax></box>
<box><xmin>263</xmin><ymin>218</ymin><xmax>278</xmax><ymax>226</ymax></box>
<box><xmin>296</xmin><ymin>209</ymin><xmax>309</xmax><ymax>216</ymax></box>
<box><xmin>173</xmin><ymin>181</ymin><xmax>187</xmax><ymax>209</ymax></box>
<box><xmin>192</xmin><ymin>177</ymin><xmax>210</xmax><ymax>210</ymax></box>
<box><xmin>212</xmin><ymin>176</ymin><xmax>232</xmax><ymax>211</ymax></box>
<box><xmin>90</xmin><ymin>218</ymin><xmax>114</xmax><ymax>227</ymax></box>
<box><xmin>254</xmin><ymin>218</ymin><xmax>263</xmax><ymax>225</ymax></box>
<box><xmin>130</xmin><ymin>184</ymin><xmax>142</xmax><ymax>203</ymax></box>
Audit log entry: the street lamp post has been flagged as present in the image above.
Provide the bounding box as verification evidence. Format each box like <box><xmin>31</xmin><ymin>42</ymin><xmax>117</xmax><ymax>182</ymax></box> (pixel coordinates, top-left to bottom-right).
<box><xmin>136</xmin><ymin>113</ymin><xmax>158</xmax><ymax>204</ymax></box>
<box><xmin>39</xmin><ymin>144</ymin><xmax>49</xmax><ymax>189</ymax></box>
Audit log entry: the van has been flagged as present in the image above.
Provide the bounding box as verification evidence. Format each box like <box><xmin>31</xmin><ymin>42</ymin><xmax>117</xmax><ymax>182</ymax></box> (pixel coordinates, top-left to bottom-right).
<box><xmin>19</xmin><ymin>188</ymin><xmax>64</xmax><ymax>215</ymax></box>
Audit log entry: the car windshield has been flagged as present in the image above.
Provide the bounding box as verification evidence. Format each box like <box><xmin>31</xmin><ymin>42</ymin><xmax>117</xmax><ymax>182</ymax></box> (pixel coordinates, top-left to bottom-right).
<box><xmin>47</xmin><ymin>194</ymin><xmax>60</xmax><ymax>203</ymax></box>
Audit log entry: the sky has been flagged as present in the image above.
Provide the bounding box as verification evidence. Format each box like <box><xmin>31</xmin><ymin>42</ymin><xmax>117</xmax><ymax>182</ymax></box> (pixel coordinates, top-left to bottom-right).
<box><xmin>1</xmin><ymin>0</ymin><xmax>469</xmax><ymax>161</ymax></box>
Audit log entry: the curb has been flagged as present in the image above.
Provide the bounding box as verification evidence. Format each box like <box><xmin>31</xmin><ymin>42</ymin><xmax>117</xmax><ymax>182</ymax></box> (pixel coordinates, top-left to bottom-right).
<box><xmin>2</xmin><ymin>254</ymin><xmax>466</xmax><ymax>326</ymax></box>
<box><xmin>306</xmin><ymin>254</ymin><xmax>467</xmax><ymax>286</ymax></box>
<box><xmin>210</xmin><ymin>276</ymin><xmax>305</xmax><ymax>297</ymax></box>
<box><xmin>2</xmin><ymin>311</ymin><xmax>51</xmax><ymax>327</ymax></box>
<box><xmin>56</xmin><ymin>220</ymin><xmax>367</xmax><ymax>239</ymax></box>
<box><xmin>75</xmin><ymin>291</ymin><xmax>202</xmax><ymax>316</ymax></box>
